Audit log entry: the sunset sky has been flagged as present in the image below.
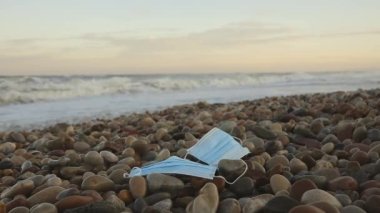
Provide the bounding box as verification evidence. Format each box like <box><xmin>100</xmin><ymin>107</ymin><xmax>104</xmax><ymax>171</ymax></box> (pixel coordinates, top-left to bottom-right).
<box><xmin>0</xmin><ymin>0</ymin><xmax>379</xmax><ymax>75</ymax></box>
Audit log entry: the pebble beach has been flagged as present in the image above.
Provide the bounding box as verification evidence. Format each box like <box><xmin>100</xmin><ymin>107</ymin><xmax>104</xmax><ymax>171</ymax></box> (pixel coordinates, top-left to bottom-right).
<box><xmin>1</xmin><ymin>88</ymin><xmax>380</xmax><ymax>213</ymax></box>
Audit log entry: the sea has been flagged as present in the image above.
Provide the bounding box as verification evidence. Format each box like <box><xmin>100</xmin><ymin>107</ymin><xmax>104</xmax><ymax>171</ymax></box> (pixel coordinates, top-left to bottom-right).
<box><xmin>0</xmin><ymin>71</ymin><xmax>379</xmax><ymax>131</ymax></box>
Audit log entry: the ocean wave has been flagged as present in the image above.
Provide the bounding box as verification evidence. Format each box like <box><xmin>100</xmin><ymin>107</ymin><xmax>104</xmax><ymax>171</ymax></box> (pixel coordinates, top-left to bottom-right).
<box><xmin>0</xmin><ymin>71</ymin><xmax>379</xmax><ymax>106</ymax></box>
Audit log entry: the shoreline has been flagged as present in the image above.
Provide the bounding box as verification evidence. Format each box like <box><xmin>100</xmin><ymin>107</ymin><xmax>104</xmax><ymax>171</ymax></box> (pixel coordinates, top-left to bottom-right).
<box><xmin>1</xmin><ymin>88</ymin><xmax>380</xmax><ymax>212</ymax></box>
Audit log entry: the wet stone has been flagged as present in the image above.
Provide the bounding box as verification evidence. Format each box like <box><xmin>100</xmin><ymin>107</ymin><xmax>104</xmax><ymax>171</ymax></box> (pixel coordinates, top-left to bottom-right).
<box><xmin>230</xmin><ymin>177</ymin><xmax>254</xmax><ymax>197</ymax></box>
<box><xmin>260</xmin><ymin>196</ymin><xmax>300</xmax><ymax>213</ymax></box>
<box><xmin>147</xmin><ymin>173</ymin><xmax>184</xmax><ymax>196</ymax></box>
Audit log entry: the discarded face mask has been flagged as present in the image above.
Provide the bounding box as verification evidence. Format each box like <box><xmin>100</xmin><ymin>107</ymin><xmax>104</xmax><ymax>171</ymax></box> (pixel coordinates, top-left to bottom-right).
<box><xmin>124</xmin><ymin>156</ymin><xmax>248</xmax><ymax>184</ymax></box>
<box><xmin>185</xmin><ymin>127</ymin><xmax>250</xmax><ymax>166</ymax></box>
<box><xmin>124</xmin><ymin>156</ymin><xmax>217</xmax><ymax>180</ymax></box>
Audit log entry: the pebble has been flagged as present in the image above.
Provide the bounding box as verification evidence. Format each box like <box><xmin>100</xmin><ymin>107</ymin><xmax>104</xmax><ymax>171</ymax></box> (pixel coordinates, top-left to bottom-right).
<box><xmin>230</xmin><ymin>177</ymin><xmax>254</xmax><ymax>197</ymax></box>
<box><xmin>0</xmin><ymin>142</ymin><xmax>16</xmax><ymax>154</ymax></box>
<box><xmin>8</xmin><ymin>207</ymin><xmax>30</xmax><ymax>213</ymax></box>
<box><xmin>260</xmin><ymin>196</ymin><xmax>300</xmax><ymax>213</ymax></box>
<box><xmin>129</xmin><ymin>176</ymin><xmax>147</xmax><ymax>198</ymax></box>
<box><xmin>341</xmin><ymin>205</ymin><xmax>366</xmax><ymax>213</ymax></box>
<box><xmin>328</xmin><ymin>176</ymin><xmax>358</xmax><ymax>191</ymax></box>
<box><xmin>242</xmin><ymin>194</ymin><xmax>274</xmax><ymax>213</ymax></box>
<box><xmin>1</xmin><ymin>179</ymin><xmax>34</xmax><ymax>199</ymax></box>
<box><xmin>217</xmin><ymin>198</ymin><xmax>241</xmax><ymax>213</ymax></box>
<box><xmin>55</xmin><ymin>195</ymin><xmax>94</xmax><ymax>212</ymax></box>
<box><xmin>321</xmin><ymin>142</ymin><xmax>334</xmax><ymax>153</ymax></box>
<box><xmin>270</xmin><ymin>174</ymin><xmax>291</xmax><ymax>194</ymax></box>
<box><xmin>290</xmin><ymin>179</ymin><xmax>318</xmax><ymax>201</ymax></box>
<box><xmin>335</xmin><ymin>194</ymin><xmax>352</xmax><ymax>206</ymax></box>
<box><xmin>301</xmin><ymin>189</ymin><xmax>342</xmax><ymax>208</ymax></box>
<box><xmin>310</xmin><ymin>201</ymin><xmax>340</xmax><ymax>213</ymax></box>
<box><xmin>186</xmin><ymin>183</ymin><xmax>218</xmax><ymax>213</ymax></box>
<box><xmin>100</xmin><ymin>150</ymin><xmax>119</xmax><ymax>163</ymax></box>
<box><xmin>30</xmin><ymin>203</ymin><xmax>58</xmax><ymax>213</ymax></box>
<box><xmin>27</xmin><ymin>186</ymin><xmax>64</xmax><ymax>206</ymax></box>
<box><xmin>84</xmin><ymin>151</ymin><xmax>104</xmax><ymax>170</ymax></box>
<box><xmin>81</xmin><ymin>175</ymin><xmax>114</xmax><ymax>192</ymax></box>
<box><xmin>64</xmin><ymin>201</ymin><xmax>120</xmax><ymax>213</ymax></box>
<box><xmin>152</xmin><ymin>198</ymin><xmax>172</xmax><ymax>210</ymax></box>
<box><xmin>365</xmin><ymin>195</ymin><xmax>380</xmax><ymax>213</ymax></box>
<box><xmin>147</xmin><ymin>173</ymin><xmax>184</xmax><ymax>195</ymax></box>
<box><xmin>289</xmin><ymin>205</ymin><xmax>324</xmax><ymax>213</ymax></box>
<box><xmin>290</xmin><ymin>158</ymin><xmax>308</xmax><ymax>174</ymax></box>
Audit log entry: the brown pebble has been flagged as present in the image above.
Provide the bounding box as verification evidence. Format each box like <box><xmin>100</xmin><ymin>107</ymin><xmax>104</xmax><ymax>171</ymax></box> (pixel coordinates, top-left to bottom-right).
<box><xmin>55</xmin><ymin>195</ymin><xmax>94</xmax><ymax>212</ymax></box>
<box><xmin>328</xmin><ymin>176</ymin><xmax>358</xmax><ymax>191</ymax></box>
<box><xmin>289</xmin><ymin>205</ymin><xmax>324</xmax><ymax>213</ymax></box>
<box><xmin>290</xmin><ymin>179</ymin><xmax>318</xmax><ymax>201</ymax></box>
<box><xmin>129</xmin><ymin>176</ymin><xmax>147</xmax><ymax>198</ymax></box>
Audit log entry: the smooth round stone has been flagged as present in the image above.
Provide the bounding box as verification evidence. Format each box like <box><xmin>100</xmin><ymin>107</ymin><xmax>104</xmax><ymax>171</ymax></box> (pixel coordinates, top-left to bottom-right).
<box><xmin>0</xmin><ymin>142</ymin><xmax>16</xmax><ymax>154</ymax></box>
<box><xmin>108</xmin><ymin>169</ymin><xmax>127</xmax><ymax>184</ymax></box>
<box><xmin>5</xmin><ymin>196</ymin><xmax>29</xmax><ymax>212</ymax></box>
<box><xmin>301</xmin><ymin>189</ymin><xmax>342</xmax><ymax>208</ymax></box>
<box><xmin>360</xmin><ymin>180</ymin><xmax>380</xmax><ymax>191</ymax></box>
<box><xmin>55</xmin><ymin>195</ymin><xmax>94</xmax><ymax>212</ymax></box>
<box><xmin>311</xmin><ymin>201</ymin><xmax>340</xmax><ymax>213</ymax></box>
<box><xmin>266</xmin><ymin>155</ymin><xmax>290</xmax><ymax>169</ymax></box>
<box><xmin>100</xmin><ymin>151</ymin><xmax>118</xmax><ymax>163</ymax></box>
<box><xmin>289</xmin><ymin>205</ymin><xmax>324</xmax><ymax>213</ymax></box>
<box><xmin>81</xmin><ymin>175</ymin><xmax>115</xmax><ymax>192</ymax></box>
<box><xmin>64</xmin><ymin>201</ymin><xmax>119</xmax><ymax>213</ymax></box>
<box><xmin>1</xmin><ymin>180</ymin><xmax>34</xmax><ymax>199</ymax></box>
<box><xmin>155</xmin><ymin>148</ymin><xmax>171</xmax><ymax>161</ymax></box>
<box><xmin>242</xmin><ymin>194</ymin><xmax>274</xmax><ymax>213</ymax></box>
<box><xmin>313</xmin><ymin>168</ymin><xmax>340</xmax><ymax>181</ymax></box>
<box><xmin>60</xmin><ymin>167</ymin><xmax>86</xmax><ymax>179</ymax></box>
<box><xmin>368</xmin><ymin>129</ymin><xmax>380</xmax><ymax>141</ymax></box>
<box><xmin>46</xmin><ymin>177</ymin><xmax>62</xmax><ymax>186</ymax></box>
<box><xmin>56</xmin><ymin>188</ymin><xmax>81</xmax><ymax>200</ymax></box>
<box><xmin>270</xmin><ymin>174</ymin><xmax>291</xmax><ymax>194</ymax></box>
<box><xmin>0</xmin><ymin>160</ymin><xmax>13</xmax><ymax>169</ymax></box>
<box><xmin>218</xmin><ymin>198</ymin><xmax>241</xmax><ymax>213</ymax></box>
<box><xmin>369</xmin><ymin>144</ymin><xmax>380</xmax><ymax>155</ymax></box>
<box><xmin>10</xmin><ymin>132</ymin><xmax>26</xmax><ymax>143</ymax></box>
<box><xmin>73</xmin><ymin>142</ymin><xmax>90</xmax><ymax>153</ymax></box>
<box><xmin>186</xmin><ymin>183</ymin><xmax>218</xmax><ymax>213</ymax></box>
<box><xmin>365</xmin><ymin>195</ymin><xmax>380</xmax><ymax>213</ymax></box>
<box><xmin>117</xmin><ymin>190</ymin><xmax>133</xmax><ymax>204</ymax></box>
<box><xmin>129</xmin><ymin>176</ymin><xmax>147</xmax><ymax>198</ymax></box>
<box><xmin>260</xmin><ymin>196</ymin><xmax>300</xmax><ymax>213</ymax></box>
<box><xmin>105</xmin><ymin>194</ymin><xmax>125</xmax><ymax>210</ymax></box>
<box><xmin>336</xmin><ymin>120</ymin><xmax>354</xmax><ymax>141</ymax></box>
<box><xmin>144</xmin><ymin>192</ymin><xmax>171</xmax><ymax>205</ymax></box>
<box><xmin>350</xmin><ymin>151</ymin><xmax>369</xmax><ymax>165</ymax></box>
<box><xmin>290</xmin><ymin>179</ymin><xmax>318</xmax><ymax>201</ymax></box>
<box><xmin>152</xmin><ymin>198</ymin><xmax>172</xmax><ymax>210</ymax></box>
<box><xmin>8</xmin><ymin>206</ymin><xmax>30</xmax><ymax>213</ymax></box>
<box><xmin>230</xmin><ymin>177</ymin><xmax>254</xmax><ymax>197</ymax></box>
<box><xmin>353</xmin><ymin>126</ymin><xmax>367</xmax><ymax>142</ymax></box>
<box><xmin>290</xmin><ymin>158</ymin><xmax>308</xmax><ymax>174</ymax></box>
<box><xmin>328</xmin><ymin>176</ymin><xmax>358</xmax><ymax>191</ymax></box>
<box><xmin>147</xmin><ymin>173</ymin><xmax>184</xmax><ymax>195</ymax></box>
<box><xmin>30</xmin><ymin>202</ymin><xmax>57</xmax><ymax>213</ymax></box>
<box><xmin>218</xmin><ymin>159</ymin><xmax>246</xmax><ymax>182</ymax></box>
<box><xmin>341</xmin><ymin>205</ymin><xmax>366</xmax><ymax>213</ymax></box>
<box><xmin>293</xmin><ymin>175</ymin><xmax>327</xmax><ymax>189</ymax></box>
<box><xmin>335</xmin><ymin>194</ymin><xmax>352</xmax><ymax>206</ymax></box>
<box><xmin>27</xmin><ymin>186</ymin><xmax>64</xmax><ymax>206</ymax></box>
<box><xmin>84</xmin><ymin>151</ymin><xmax>104</xmax><ymax>168</ymax></box>
<box><xmin>321</xmin><ymin>142</ymin><xmax>334</xmax><ymax>154</ymax></box>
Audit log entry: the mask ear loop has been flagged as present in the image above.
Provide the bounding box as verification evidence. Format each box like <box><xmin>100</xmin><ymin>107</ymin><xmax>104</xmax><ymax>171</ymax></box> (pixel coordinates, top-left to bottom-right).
<box><xmin>123</xmin><ymin>167</ymin><xmax>142</xmax><ymax>179</ymax></box>
<box><xmin>215</xmin><ymin>160</ymin><xmax>248</xmax><ymax>185</ymax></box>
<box><xmin>232</xmin><ymin>136</ymin><xmax>243</xmax><ymax>145</ymax></box>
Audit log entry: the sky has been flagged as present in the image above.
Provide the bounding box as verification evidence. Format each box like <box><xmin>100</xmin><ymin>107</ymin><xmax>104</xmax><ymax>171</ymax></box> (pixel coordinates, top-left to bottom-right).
<box><xmin>0</xmin><ymin>0</ymin><xmax>379</xmax><ymax>75</ymax></box>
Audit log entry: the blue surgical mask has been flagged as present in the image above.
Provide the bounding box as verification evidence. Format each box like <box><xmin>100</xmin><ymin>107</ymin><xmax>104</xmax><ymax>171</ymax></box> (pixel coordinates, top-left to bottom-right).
<box><xmin>124</xmin><ymin>156</ymin><xmax>217</xmax><ymax>180</ymax></box>
<box><xmin>185</xmin><ymin>127</ymin><xmax>250</xmax><ymax>167</ymax></box>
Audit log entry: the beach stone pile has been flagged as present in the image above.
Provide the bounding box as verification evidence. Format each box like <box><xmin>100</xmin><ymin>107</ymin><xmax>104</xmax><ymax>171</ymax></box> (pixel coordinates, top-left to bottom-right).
<box><xmin>1</xmin><ymin>88</ymin><xmax>380</xmax><ymax>212</ymax></box>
